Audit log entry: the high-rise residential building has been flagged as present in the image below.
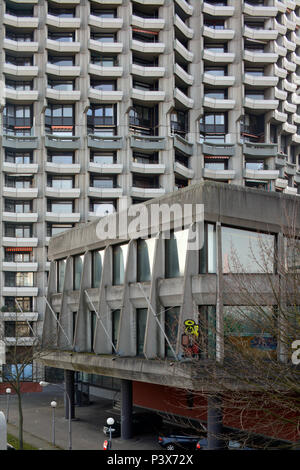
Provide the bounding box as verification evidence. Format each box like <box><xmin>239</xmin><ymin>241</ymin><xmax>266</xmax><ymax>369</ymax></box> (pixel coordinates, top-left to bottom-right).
<box><xmin>0</xmin><ymin>0</ymin><xmax>300</xmax><ymax>383</ymax></box>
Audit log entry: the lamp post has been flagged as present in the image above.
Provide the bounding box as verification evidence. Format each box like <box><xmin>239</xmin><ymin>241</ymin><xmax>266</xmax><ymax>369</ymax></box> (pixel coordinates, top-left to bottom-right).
<box><xmin>106</xmin><ymin>417</ymin><xmax>114</xmax><ymax>450</ymax></box>
<box><xmin>50</xmin><ymin>400</ymin><xmax>57</xmax><ymax>446</ymax></box>
<box><xmin>6</xmin><ymin>388</ymin><xmax>11</xmax><ymax>423</ymax></box>
<box><xmin>40</xmin><ymin>381</ymin><xmax>72</xmax><ymax>450</ymax></box>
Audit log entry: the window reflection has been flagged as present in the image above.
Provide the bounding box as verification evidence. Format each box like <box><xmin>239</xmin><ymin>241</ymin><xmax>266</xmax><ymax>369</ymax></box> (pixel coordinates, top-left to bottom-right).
<box><xmin>165</xmin><ymin>230</ymin><xmax>189</xmax><ymax>278</ymax></box>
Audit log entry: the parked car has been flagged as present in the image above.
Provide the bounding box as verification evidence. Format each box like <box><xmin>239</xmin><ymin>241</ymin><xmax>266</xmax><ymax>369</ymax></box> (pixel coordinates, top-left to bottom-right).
<box><xmin>103</xmin><ymin>411</ymin><xmax>163</xmax><ymax>438</ymax></box>
<box><xmin>196</xmin><ymin>438</ymin><xmax>253</xmax><ymax>450</ymax></box>
<box><xmin>158</xmin><ymin>433</ymin><xmax>204</xmax><ymax>451</ymax></box>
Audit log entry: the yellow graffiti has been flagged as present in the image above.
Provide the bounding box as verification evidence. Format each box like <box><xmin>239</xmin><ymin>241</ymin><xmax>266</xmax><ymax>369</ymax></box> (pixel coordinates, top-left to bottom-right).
<box><xmin>184</xmin><ymin>319</ymin><xmax>199</xmax><ymax>337</ymax></box>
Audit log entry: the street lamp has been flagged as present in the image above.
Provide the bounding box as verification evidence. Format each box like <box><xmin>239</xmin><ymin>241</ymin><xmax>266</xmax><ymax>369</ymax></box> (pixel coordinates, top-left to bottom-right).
<box><xmin>40</xmin><ymin>381</ymin><xmax>72</xmax><ymax>450</ymax></box>
<box><xmin>6</xmin><ymin>388</ymin><xmax>11</xmax><ymax>423</ymax></box>
<box><xmin>50</xmin><ymin>400</ymin><xmax>57</xmax><ymax>446</ymax></box>
<box><xmin>107</xmin><ymin>417</ymin><xmax>115</xmax><ymax>450</ymax></box>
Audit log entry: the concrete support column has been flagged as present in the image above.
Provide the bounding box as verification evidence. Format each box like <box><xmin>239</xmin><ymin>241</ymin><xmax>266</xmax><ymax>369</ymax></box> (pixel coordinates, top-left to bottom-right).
<box><xmin>121</xmin><ymin>379</ymin><xmax>133</xmax><ymax>440</ymax></box>
<box><xmin>207</xmin><ymin>395</ymin><xmax>225</xmax><ymax>450</ymax></box>
<box><xmin>64</xmin><ymin>370</ymin><xmax>75</xmax><ymax>420</ymax></box>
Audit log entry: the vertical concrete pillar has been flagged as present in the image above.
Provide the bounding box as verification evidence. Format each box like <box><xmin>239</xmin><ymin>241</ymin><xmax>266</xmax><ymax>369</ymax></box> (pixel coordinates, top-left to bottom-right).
<box><xmin>0</xmin><ymin>411</ymin><xmax>6</xmax><ymax>450</ymax></box>
<box><xmin>207</xmin><ymin>395</ymin><xmax>225</xmax><ymax>450</ymax></box>
<box><xmin>121</xmin><ymin>379</ymin><xmax>133</xmax><ymax>440</ymax></box>
<box><xmin>64</xmin><ymin>370</ymin><xmax>75</xmax><ymax>420</ymax></box>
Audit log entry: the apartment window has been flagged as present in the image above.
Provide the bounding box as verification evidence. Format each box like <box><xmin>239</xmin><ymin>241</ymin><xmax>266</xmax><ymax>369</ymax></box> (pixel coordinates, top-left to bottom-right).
<box><xmin>91</xmin><ymin>55</ymin><xmax>116</xmax><ymax>67</ymax></box>
<box><xmin>89</xmin><ymin>199</ymin><xmax>116</xmax><ymax>216</ymax></box>
<box><xmin>240</xmin><ymin>114</ymin><xmax>264</xmax><ymax>142</ymax></box>
<box><xmin>204</xmin><ymin>89</ymin><xmax>227</xmax><ymax>99</ymax></box>
<box><xmin>5</xmin><ymin>150</ymin><xmax>33</xmax><ymax>164</ymax></box>
<box><xmin>245</xmin><ymin>160</ymin><xmax>265</xmax><ymax>170</ymax></box>
<box><xmin>87</xmin><ymin>105</ymin><xmax>116</xmax><ymax>134</ymax></box>
<box><xmin>4</xmin><ymin>297</ymin><xmax>32</xmax><ymax>312</ymax></box>
<box><xmin>133</xmin><ymin>80</ymin><xmax>158</xmax><ymax>91</ymax></box>
<box><xmin>113</xmin><ymin>244</ymin><xmax>128</xmax><ymax>285</ymax></box>
<box><xmin>47</xmin><ymin>175</ymin><xmax>74</xmax><ymax>189</ymax></box>
<box><xmin>112</xmin><ymin>309</ymin><xmax>121</xmax><ymax>350</ymax></box>
<box><xmin>129</xmin><ymin>105</ymin><xmax>158</xmax><ymax>135</ymax></box>
<box><xmin>222</xmin><ymin>226</ymin><xmax>275</xmax><ymax>273</ymax></box>
<box><xmin>6</xmin><ymin>6</ymin><xmax>33</xmax><ymax>16</ymax></box>
<box><xmin>3</xmin><ymin>362</ymin><xmax>33</xmax><ymax>382</ymax></box>
<box><xmin>245</xmin><ymin>91</ymin><xmax>265</xmax><ymax>100</ymax></box>
<box><xmin>57</xmin><ymin>258</ymin><xmax>66</xmax><ymax>293</ymax></box>
<box><xmin>137</xmin><ymin>238</ymin><xmax>155</xmax><ymax>282</ymax></box>
<box><xmin>132</xmin><ymin>174</ymin><xmax>159</xmax><ymax>188</ymax></box>
<box><xmin>200</xmin><ymin>112</ymin><xmax>227</xmax><ymax>143</ymax></box>
<box><xmin>5</xmin><ymin>200</ymin><xmax>32</xmax><ymax>213</ymax></box>
<box><xmin>204</xmin><ymin>157</ymin><xmax>228</xmax><ymax>170</ymax></box>
<box><xmin>47</xmin><ymin>200</ymin><xmax>74</xmax><ymax>213</ymax></box>
<box><xmin>6</xmin><ymin>29</ymin><xmax>34</xmax><ymax>42</ymax></box>
<box><xmin>48</xmin><ymin>55</ymin><xmax>75</xmax><ymax>66</ymax></box>
<box><xmin>90</xmin><ymin>80</ymin><xmax>116</xmax><ymax>91</ymax></box>
<box><xmin>175</xmin><ymin>177</ymin><xmax>189</xmax><ymax>189</ymax></box>
<box><xmin>170</xmin><ymin>110</ymin><xmax>188</xmax><ymax>138</ymax></box>
<box><xmin>204</xmin><ymin>67</ymin><xmax>226</xmax><ymax>76</ymax></box>
<box><xmin>48</xmin><ymin>80</ymin><xmax>74</xmax><ymax>91</ymax></box>
<box><xmin>90</xmin><ymin>175</ymin><xmax>116</xmax><ymax>188</ymax></box>
<box><xmin>132</xmin><ymin>29</ymin><xmax>158</xmax><ymax>43</ymax></box>
<box><xmin>6</xmin><ymin>79</ymin><xmax>33</xmax><ymax>91</ymax></box>
<box><xmin>91</xmin><ymin>32</ymin><xmax>116</xmax><ymax>42</ymax></box>
<box><xmin>48</xmin><ymin>31</ymin><xmax>75</xmax><ymax>42</ymax></box>
<box><xmin>199</xmin><ymin>224</ymin><xmax>217</xmax><ymax>274</ymax></box>
<box><xmin>5</xmin><ymin>322</ymin><xmax>33</xmax><ymax>338</ymax></box>
<box><xmin>3</xmin><ymin>104</ymin><xmax>32</xmax><ymax>134</ymax></box>
<box><xmin>175</xmin><ymin>151</ymin><xmax>190</xmax><ymax>168</ymax></box>
<box><xmin>6</xmin><ymin>54</ymin><xmax>33</xmax><ymax>66</ymax></box>
<box><xmin>90</xmin><ymin>152</ymin><xmax>116</xmax><ymax>164</ymax></box>
<box><xmin>205</xmin><ymin>44</ymin><xmax>227</xmax><ymax>53</ymax></box>
<box><xmin>92</xmin><ymin>250</ymin><xmax>104</xmax><ymax>288</ymax></box>
<box><xmin>90</xmin><ymin>8</ymin><xmax>116</xmax><ymax>18</ymax></box>
<box><xmin>5</xmin><ymin>248</ymin><xmax>33</xmax><ymax>263</ymax></box>
<box><xmin>245</xmin><ymin>67</ymin><xmax>264</xmax><ymax>76</ymax></box>
<box><xmin>204</xmin><ymin>19</ymin><xmax>225</xmax><ymax>29</ymax></box>
<box><xmin>5</xmin><ymin>272</ymin><xmax>34</xmax><ymax>287</ymax></box>
<box><xmin>47</xmin><ymin>152</ymin><xmax>74</xmax><ymax>164</ymax></box>
<box><xmin>73</xmin><ymin>254</ymin><xmax>84</xmax><ymax>290</ymax></box>
<box><xmin>45</xmin><ymin>104</ymin><xmax>74</xmax><ymax>132</ymax></box>
<box><xmin>5</xmin><ymin>176</ymin><xmax>33</xmax><ymax>189</ymax></box>
<box><xmin>165</xmin><ymin>307</ymin><xmax>180</xmax><ymax>358</ymax></box>
<box><xmin>198</xmin><ymin>306</ymin><xmax>216</xmax><ymax>360</ymax></box>
<box><xmin>47</xmin><ymin>223</ymin><xmax>74</xmax><ymax>236</ymax></box>
<box><xmin>133</xmin><ymin>56</ymin><xmax>158</xmax><ymax>67</ymax></box>
<box><xmin>165</xmin><ymin>230</ymin><xmax>189</xmax><ymax>278</ymax></box>
<box><xmin>136</xmin><ymin>308</ymin><xmax>147</xmax><ymax>356</ymax></box>
<box><xmin>133</xmin><ymin>152</ymin><xmax>158</xmax><ymax>164</ymax></box>
<box><xmin>5</xmin><ymin>224</ymin><xmax>32</xmax><ymax>238</ymax></box>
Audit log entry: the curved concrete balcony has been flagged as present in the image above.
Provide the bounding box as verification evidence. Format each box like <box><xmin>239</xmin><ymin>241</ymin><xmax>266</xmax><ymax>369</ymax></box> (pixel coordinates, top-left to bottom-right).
<box><xmin>284</xmin><ymin>187</ymin><xmax>298</xmax><ymax>196</ymax></box>
<box><xmin>275</xmin><ymin>153</ymin><xmax>287</xmax><ymax>167</ymax></box>
<box><xmin>131</xmin><ymin>162</ymin><xmax>165</xmax><ymax>174</ymax></box>
<box><xmin>174</xmin><ymin>162</ymin><xmax>194</xmax><ymax>179</ymax></box>
<box><xmin>0</xmin><ymin>311</ymin><xmax>38</xmax><ymax>322</ymax></box>
<box><xmin>203</xmin><ymin>50</ymin><xmax>235</xmax><ymax>64</ymax></box>
<box><xmin>89</xmin><ymin>64</ymin><xmax>123</xmax><ymax>78</ymax></box>
<box><xmin>3</xmin><ymin>13</ymin><xmax>39</xmax><ymax>28</ymax></box>
<box><xmin>243</xmin><ymin>50</ymin><xmax>278</xmax><ymax>64</ymax></box>
<box><xmin>46</xmin><ymin>39</ymin><xmax>80</xmax><ymax>53</ymax></box>
<box><xmin>88</xmin><ymin>88</ymin><xmax>123</xmax><ymax>103</ymax></box>
<box><xmin>284</xmin><ymin>101</ymin><xmax>297</xmax><ymax>113</ymax></box>
<box><xmin>45</xmin><ymin>162</ymin><xmax>81</xmax><ymax>174</ymax></box>
<box><xmin>202</xmin><ymin>142</ymin><xmax>235</xmax><ymax>157</ymax></box>
<box><xmin>274</xmin><ymin>0</ymin><xmax>287</xmax><ymax>13</ymax></box>
<box><xmin>283</xmin><ymin>15</ymin><xmax>296</xmax><ymax>31</ymax></box>
<box><xmin>243</xmin><ymin>169</ymin><xmax>279</xmax><ymax>180</ymax></box>
<box><xmin>243</xmin><ymin>142</ymin><xmax>278</xmax><ymax>158</ymax></box>
<box><xmin>274</xmin><ymin>43</ymin><xmax>287</xmax><ymax>57</ymax></box>
<box><xmin>2</xmin><ymin>237</ymin><xmax>38</xmax><ymax>248</ymax></box>
<box><xmin>2</xmin><ymin>287</ymin><xmax>38</xmax><ymax>297</ymax></box>
<box><xmin>2</xmin><ymin>162</ymin><xmax>38</xmax><ymax>174</ymax></box>
<box><xmin>3</xmin><ymin>38</ymin><xmax>38</xmax><ymax>53</ymax></box>
<box><xmin>244</xmin><ymin>97</ymin><xmax>279</xmax><ymax>111</ymax></box>
<box><xmin>175</xmin><ymin>0</ymin><xmax>194</xmax><ymax>16</ymax></box>
<box><xmin>131</xmin><ymin>14</ymin><xmax>165</xmax><ymax>31</ymax></box>
<box><xmin>89</xmin><ymin>39</ymin><xmax>123</xmax><ymax>54</ymax></box>
<box><xmin>174</xmin><ymin>14</ymin><xmax>194</xmax><ymax>39</ymax></box>
<box><xmin>294</xmin><ymin>172</ymin><xmax>300</xmax><ymax>184</ymax></box>
<box><xmin>2</xmin><ymin>187</ymin><xmax>38</xmax><ymax>199</ymax></box>
<box><xmin>202</xmin><ymin>26</ymin><xmax>235</xmax><ymax>41</ymax></box>
<box><xmin>3</xmin><ymin>135</ymin><xmax>39</xmax><ymax>150</ymax></box>
<box><xmin>4</xmin><ymin>337</ymin><xmax>36</xmax><ymax>347</ymax></box>
<box><xmin>131</xmin><ymin>39</ymin><xmax>165</xmax><ymax>55</ymax></box>
<box><xmin>131</xmin><ymin>88</ymin><xmax>165</xmax><ymax>103</ymax></box>
<box><xmin>243</xmin><ymin>3</ymin><xmax>277</xmax><ymax>17</ymax></box>
<box><xmin>45</xmin><ymin>187</ymin><xmax>81</xmax><ymax>198</ymax></box>
<box><xmin>285</xmin><ymin>162</ymin><xmax>297</xmax><ymax>176</ymax></box>
<box><xmin>130</xmin><ymin>135</ymin><xmax>166</xmax><ymax>151</ymax></box>
<box><xmin>292</xmin><ymin>134</ymin><xmax>300</xmax><ymax>144</ymax></box>
<box><xmin>3</xmin><ymin>63</ymin><xmax>39</xmax><ymax>78</ymax></box>
<box><xmin>46</xmin><ymin>14</ymin><xmax>81</xmax><ymax>29</ymax></box>
<box><xmin>243</xmin><ymin>25</ymin><xmax>278</xmax><ymax>41</ymax></box>
<box><xmin>203</xmin><ymin>96</ymin><xmax>235</xmax><ymax>110</ymax></box>
<box><xmin>89</xmin><ymin>15</ymin><xmax>123</xmax><ymax>30</ymax></box>
<box><xmin>45</xmin><ymin>212</ymin><xmax>81</xmax><ymax>223</ymax></box>
<box><xmin>173</xmin><ymin>135</ymin><xmax>193</xmax><ymax>156</ymax></box>
<box><xmin>45</xmin><ymin>135</ymin><xmax>81</xmax><ymax>150</ymax></box>
<box><xmin>88</xmin><ymin>134</ymin><xmax>123</xmax><ymax>150</ymax></box>
<box><xmin>203</xmin><ymin>73</ymin><xmax>235</xmax><ymax>87</ymax></box>
<box><xmin>275</xmin><ymin>178</ymin><xmax>288</xmax><ymax>190</ymax></box>
<box><xmin>282</xmin><ymin>122</ymin><xmax>297</xmax><ymax>134</ymax></box>
<box><xmin>88</xmin><ymin>162</ymin><xmax>123</xmax><ymax>174</ymax></box>
<box><xmin>274</xmin><ymin>87</ymin><xmax>288</xmax><ymax>101</ymax></box>
<box><xmin>174</xmin><ymin>63</ymin><xmax>193</xmax><ymax>85</ymax></box>
<box><xmin>274</xmin><ymin>19</ymin><xmax>287</xmax><ymax>36</ymax></box>
<box><xmin>2</xmin><ymin>262</ymin><xmax>38</xmax><ymax>272</ymax></box>
<box><xmin>284</xmin><ymin>36</ymin><xmax>296</xmax><ymax>52</ymax></box>
<box><xmin>174</xmin><ymin>88</ymin><xmax>194</xmax><ymax>108</ymax></box>
<box><xmin>2</xmin><ymin>212</ymin><xmax>38</xmax><ymax>223</ymax></box>
<box><xmin>88</xmin><ymin>187</ymin><xmax>123</xmax><ymax>198</ymax></box>
<box><xmin>46</xmin><ymin>63</ymin><xmax>81</xmax><ymax>77</ymax></box>
<box><xmin>293</xmin><ymin>112</ymin><xmax>300</xmax><ymax>124</ymax></box>
<box><xmin>274</xmin><ymin>64</ymin><xmax>288</xmax><ymax>79</ymax></box>
<box><xmin>46</xmin><ymin>88</ymin><xmax>81</xmax><ymax>102</ymax></box>
<box><xmin>243</xmin><ymin>74</ymin><xmax>278</xmax><ymax>88</ymax></box>
<box><xmin>5</xmin><ymin>88</ymin><xmax>39</xmax><ymax>103</ymax></box>
<box><xmin>291</xmin><ymin>31</ymin><xmax>300</xmax><ymax>46</ymax></box>
<box><xmin>132</xmin><ymin>63</ymin><xmax>165</xmax><ymax>79</ymax></box>
<box><xmin>202</xmin><ymin>2</ymin><xmax>235</xmax><ymax>17</ymax></box>
<box><xmin>292</xmin><ymin>72</ymin><xmax>300</xmax><ymax>86</ymax></box>
<box><xmin>291</xmin><ymin>51</ymin><xmax>300</xmax><ymax>66</ymax></box>
<box><xmin>203</xmin><ymin>168</ymin><xmax>236</xmax><ymax>181</ymax></box>
<box><xmin>133</xmin><ymin>0</ymin><xmax>163</xmax><ymax>4</ymax></box>
<box><xmin>174</xmin><ymin>39</ymin><xmax>193</xmax><ymax>62</ymax></box>
<box><xmin>130</xmin><ymin>187</ymin><xmax>165</xmax><ymax>198</ymax></box>
<box><xmin>283</xmin><ymin>57</ymin><xmax>296</xmax><ymax>72</ymax></box>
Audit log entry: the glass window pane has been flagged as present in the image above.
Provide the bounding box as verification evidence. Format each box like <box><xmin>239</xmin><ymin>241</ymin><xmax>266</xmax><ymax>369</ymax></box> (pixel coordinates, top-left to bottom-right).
<box><xmin>74</xmin><ymin>255</ymin><xmax>84</xmax><ymax>290</ymax></box>
<box><xmin>92</xmin><ymin>250</ymin><xmax>104</xmax><ymax>288</ymax></box>
<box><xmin>58</xmin><ymin>259</ymin><xmax>66</xmax><ymax>293</ymax></box>
<box><xmin>137</xmin><ymin>238</ymin><xmax>155</xmax><ymax>282</ymax></box>
<box><xmin>165</xmin><ymin>230</ymin><xmax>189</xmax><ymax>278</ymax></box>
<box><xmin>165</xmin><ymin>307</ymin><xmax>180</xmax><ymax>358</ymax></box>
<box><xmin>113</xmin><ymin>244</ymin><xmax>128</xmax><ymax>285</ymax></box>
<box><xmin>112</xmin><ymin>309</ymin><xmax>120</xmax><ymax>350</ymax></box>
